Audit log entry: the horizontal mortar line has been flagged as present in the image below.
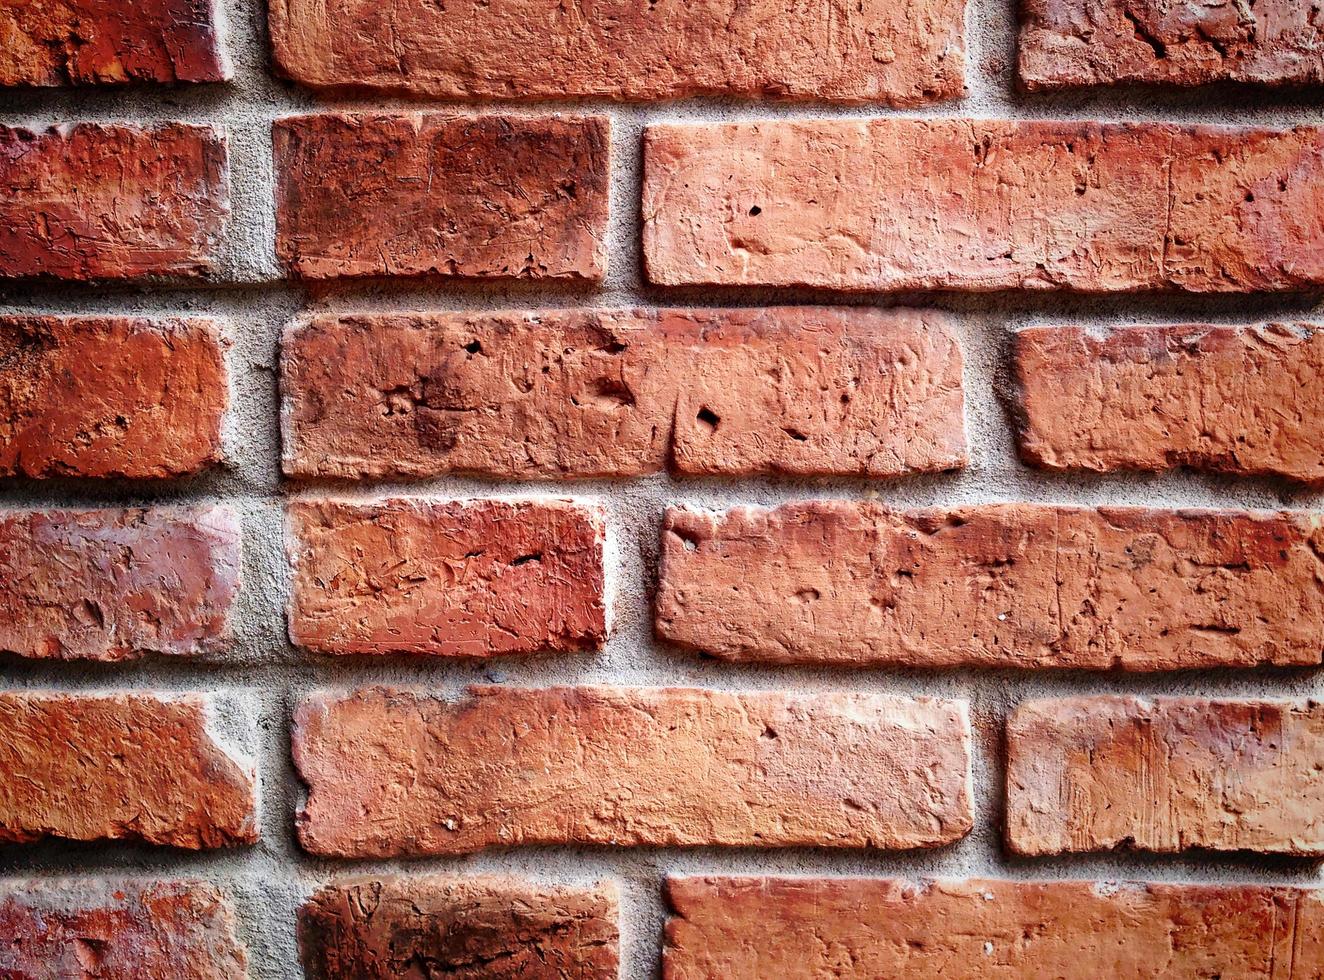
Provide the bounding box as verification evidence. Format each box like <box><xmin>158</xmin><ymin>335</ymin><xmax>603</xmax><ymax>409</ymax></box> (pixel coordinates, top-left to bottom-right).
<box><xmin>3</xmin><ymin>283</ymin><xmax>1324</xmax><ymax>319</ymax></box>
<box><xmin>3</xmin><ymin>842</ymin><xmax>1320</xmax><ymax>885</ymax></box>
<box><xmin>2</xmin><ymin>92</ymin><xmax>1324</xmax><ymax>125</ymax></box>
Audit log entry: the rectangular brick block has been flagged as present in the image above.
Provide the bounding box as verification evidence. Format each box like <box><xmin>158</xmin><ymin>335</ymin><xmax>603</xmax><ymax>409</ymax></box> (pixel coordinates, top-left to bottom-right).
<box><xmin>664</xmin><ymin>877</ymin><xmax>1324</xmax><ymax>978</ymax></box>
<box><xmin>1</xmin><ymin>316</ymin><xmax>229</xmax><ymax>479</ymax></box>
<box><xmin>656</xmin><ymin>501</ymin><xmax>1324</xmax><ymax>670</ymax></box>
<box><xmin>269</xmin><ymin>0</ymin><xmax>964</xmax><ymax>105</ymax></box>
<box><xmin>0</xmin><ymin>506</ymin><xmax>241</xmax><ymax>661</ymax></box>
<box><xmin>0</xmin><ymin>693</ymin><xmax>257</xmax><ymax>849</ymax></box>
<box><xmin>0</xmin><ymin>0</ymin><xmax>230</xmax><ymax>86</ymax></box>
<box><xmin>293</xmin><ymin>686</ymin><xmax>972</xmax><ymax>857</ymax></box>
<box><xmin>274</xmin><ymin>113</ymin><xmax>608</xmax><ymax>281</ymax></box>
<box><xmin>299</xmin><ymin>877</ymin><xmax>618</xmax><ymax>979</ymax></box>
<box><xmin>1011</xmin><ymin>323</ymin><xmax>1324</xmax><ymax>486</ymax></box>
<box><xmin>1020</xmin><ymin>0</ymin><xmax>1324</xmax><ymax>90</ymax></box>
<box><xmin>0</xmin><ymin>880</ymin><xmax>247</xmax><ymax>977</ymax></box>
<box><xmin>1008</xmin><ymin>697</ymin><xmax>1324</xmax><ymax>857</ymax></box>
<box><xmin>0</xmin><ymin>123</ymin><xmax>228</xmax><ymax>280</ymax></box>
<box><xmin>281</xmin><ymin>308</ymin><xmax>966</xmax><ymax>481</ymax></box>
<box><xmin>287</xmin><ymin>498</ymin><xmax>605</xmax><ymax>657</ymax></box>
<box><xmin>642</xmin><ymin>119</ymin><xmax>1324</xmax><ymax>293</ymax></box>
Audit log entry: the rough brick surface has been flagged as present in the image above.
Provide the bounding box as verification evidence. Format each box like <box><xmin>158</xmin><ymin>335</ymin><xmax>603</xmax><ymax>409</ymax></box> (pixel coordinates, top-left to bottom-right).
<box><xmin>299</xmin><ymin>877</ymin><xmax>619</xmax><ymax>979</ymax></box>
<box><xmin>664</xmin><ymin>877</ymin><xmax>1324</xmax><ymax>978</ymax></box>
<box><xmin>269</xmin><ymin>0</ymin><xmax>964</xmax><ymax>105</ymax></box>
<box><xmin>1020</xmin><ymin>0</ymin><xmax>1324</xmax><ymax>90</ymax></box>
<box><xmin>1011</xmin><ymin>323</ymin><xmax>1324</xmax><ymax>486</ymax></box>
<box><xmin>0</xmin><ymin>880</ymin><xmax>248</xmax><ymax>978</ymax></box>
<box><xmin>0</xmin><ymin>316</ymin><xmax>229</xmax><ymax>479</ymax></box>
<box><xmin>293</xmin><ymin>686</ymin><xmax>972</xmax><ymax>857</ymax></box>
<box><xmin>642</xmin><ymin>119</ymin><xmax>1324</xmax><ymax>293</ymax></box>
<box><xmin>1008</xmin><ymin>697</ymin><xmax>1324</xmax><ymax>856</ymax></box>
<box><xmin>0</xmin><ymin>0</ymin><xmax>229</xmax><ymax>86</ymax></box>
<box><xmin>656</xmin><ymin>502</ymin><xmax>1324</xmax><ymax>670</ymax></box>
<box><xmin>287</xmin><ymin>498</ymin><xmax>605</xmax><ymax>657</ymax></box>
<box><xmin>0</xmin><ymin>693</ymin><xmax>257</xmax><ymax>849</ymax></box>
<box><xmin>0</xmin><ymin>507</ymin><xmax>241</xmax><ymax>661</ymax></box>
<box><xmin>281</xmin><ymin>308</ymin><xmax>966</xmax><ymax>480</ymax></box>
<box><xmin>0</xmin><ymin>123</ymin><xmax>228</xmax><ymax>280</ymax></box>
<box><xmin>274</xmin><ymin>113</ymin><xmax>608</xmax><ymax>281</ymax></box>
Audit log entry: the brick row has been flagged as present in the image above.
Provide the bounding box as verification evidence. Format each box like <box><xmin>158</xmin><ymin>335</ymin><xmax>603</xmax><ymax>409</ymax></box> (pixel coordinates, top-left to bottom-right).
<box><xmin>17</xmin><ymin>875</ymin><xmax>1317</xmax><ymax>977</ymax></box>
<box><xmin>6</xmin><ymin>688</ymin><xmax>1319</xmax><ymax>860</ymax></box>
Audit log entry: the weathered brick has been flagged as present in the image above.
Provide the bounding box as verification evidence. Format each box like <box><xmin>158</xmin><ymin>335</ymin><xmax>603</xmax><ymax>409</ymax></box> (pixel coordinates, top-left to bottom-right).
<box><xmin>1020</xmin><ymin>0</ymin><xmax>1324</xmax><ymax>90</ymax></box>
<box><xmin>1011</xmin><ymin>323</ymin><xmax>1324</xmax><ymax>486</ymax></box>
<box><xmin>1008</xmin><ymin>697</ymin><xmax>1324</xmax><ymax>856</ymax></box>
<box><xmin>642</xmin><ymin>119</ymin><xmax>1324</xmax><ymax>292</ymax></box>
<box><xmin>269</xmin><ymin>0</ymin><xmax>963</xmax><ymax>105</ymax></box>
<box><xmin>0</xmin><ymin>693</ymin><xmax>257</xmax><ymax>849</ymax></box>
<box><xmin>0</xmin><ymin>123</ymin><xmax>228</xmax><ymax>280</ymax></box>
<box><xmin>1</xmin><ymin>316</ymin><xmax>229</xmax><ymax>480</ymax></box>
<box><xmin>0</xmin><ymin>880</ymin><xmax>247</xmax><ymax>978</ymax></box>
<box><xmin>664</xmin><ymin>877</ymin><xmax>1324</xmax><ymax>978</ymax></box>
<box><xmin>0</xmin><ymin>0</ymin><xmax>229</xmax><ymax>86</ymax></box>
<box><xmin>0</xmin><ymin>507</ymin><xmax>241</xmax><ymax>661</ymax></box>
<box><xmin>274</xmin><ymin>113</ymin><xmax>608</xmax><ymax>281</ymax></box>
<box><xmin>287</xmin><ymin>498</ymin><xmax>605</xmax><ymax>657</ymax></box>
<box><xmin>656</xmin><ymin>502</ymin><xmax>1324</xmax><ymax>670</ymax></box>
<box><xmin>293</xmin><ymin>686</ymin><xmax>972</xmax><ymax>857</ymax></box>
<box><xmin>299</xmin><ymin>877</ymin><xmax>618</xmax><ymax>979</ymax></box>
<box><xmin>281</xmin><ymin>308</ymin><xmax>966</xmax><ymax>480</ymax></box>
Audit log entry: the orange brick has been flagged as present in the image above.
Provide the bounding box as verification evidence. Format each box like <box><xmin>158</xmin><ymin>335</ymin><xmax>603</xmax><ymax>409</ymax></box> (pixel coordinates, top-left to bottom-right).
<box><xmin>656</xmin><ymin>501</ymin><xmax>1324</xmax><ymax>670</ymax></box>
<box><xmin>643</xmin><ymin>120</ymin><xmax>1324</xmax><ymax>293</ymax></box>
<box><xmin>287</xmin><ymin>498</ymin><xmax>606</xmax><ymax>657</ymax></box>
<box><xmin>1008</xmin><ymin>697</ymin><xmax>1324</xmax><ymax>856</ymax></box>
<box><xmin>280</xmin><ymin>308</ymin><xmax>966</xmax><ymax>480</ymax></box>
<box><xmin>293</xmin><ymin>686</ymin><xmax>972</xmax><ymax>857</ymax></box>
<box><xmin>665</xmin><ymin>877</ymin><xmax>1324</xmax><ymax>978</ymax></box>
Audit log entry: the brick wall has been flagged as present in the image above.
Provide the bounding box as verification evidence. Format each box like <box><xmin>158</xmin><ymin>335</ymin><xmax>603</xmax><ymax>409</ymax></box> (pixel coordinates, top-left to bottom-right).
<box><xmin>1</xmin><ymin>0</ymin><xmax>1323</xmax><ymax>976</ymax></box>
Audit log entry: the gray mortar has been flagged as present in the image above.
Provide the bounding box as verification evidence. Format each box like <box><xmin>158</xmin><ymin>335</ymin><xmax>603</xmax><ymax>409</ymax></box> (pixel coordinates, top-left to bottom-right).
<box><xmin>1</xmin><ymin>0</ymin><xmax>1323</xmax><ymax>976</ymax></box>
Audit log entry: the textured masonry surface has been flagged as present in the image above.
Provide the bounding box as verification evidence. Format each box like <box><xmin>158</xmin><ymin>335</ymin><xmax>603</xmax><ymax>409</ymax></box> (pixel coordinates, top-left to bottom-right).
<box><xmin>2</xmin><ymin>0</ymin><xmax>1324</xmax><ymax>976</ymax></box>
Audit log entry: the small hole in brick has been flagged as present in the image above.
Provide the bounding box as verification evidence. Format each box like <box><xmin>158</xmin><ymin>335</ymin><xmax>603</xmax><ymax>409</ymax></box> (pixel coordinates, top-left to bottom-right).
<box><xmin>696</xmin><ymin>407</ymin><xmax>720</xmax><ymax>431</ymax></box>
<box><xmin>748</xmin><ymin>205</ymin><xmax>762</xmax><ymax>216</ymax></box>
<box><xmin>510</xmin><ymin>553</ymin><xmax>542</xmax><ymax>567</ymax></box>
<box><xmin>464</xmin><ymin>340</ymin><xmax>482</xmax><ymax>354</ymax></box>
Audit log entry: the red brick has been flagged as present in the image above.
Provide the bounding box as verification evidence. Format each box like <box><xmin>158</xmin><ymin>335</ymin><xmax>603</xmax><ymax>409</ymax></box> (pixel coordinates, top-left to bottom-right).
<box><xmin>0</xmin><ymin>316</ymin><xmax>228</xmax><ymax>479</ymax></box>
<box><xmin>293</xmin><ymin>686</ymin><xmax>972</xmax><ymax>857</ymax></box>
<box><xmin>0</xmin><ymin>507</ymin><xmax>241</xmax><ymax>661</ymax></box>
<box><xmin>0</xmin><ymin>123</ymin><xmax>228</xmax><ymax>280</ymax></box>
<box><xmin>642</xmin><ymin>119</ymin><xmax>1324</xmax><ymax>293</ymax></box>
<box><xmin>1008</xmin><ymin>697</ymin><xmax>1324</xmax><ymax>857</ymax></box>
<box><xmin>269</xmin><ymin>0</ymin><xmax>963</xmax><ymax>105</ymax></box>
<box><xmin>281</xmin><ymin>308</ymin><xmax>966</xmax><ymax>480</ymax></box>
<box><xmin>0</xmin><ymin>0</ymin><xmax>229</xmax><ymax>86</ymax></box>
<box><xmin>664</xmin><ymin>877</ymin><xmax>1324</xmax><ymax>978</ymax></box>
<box><xmin>0</xmin><ymin>693</ymin><xmax>257</xmax><ymax>849</ymax></box>
<box><xmin>1011</xmin><ymin>323</ymin><xmax>1324</xmax><ymax>486</ymax></box>
<box><xmin>299</xmin><ymin>877</ymin><xmax>618</xmax><ymax>979</ymax></box>
<box><xmin>274</xmin><ymin>113</ymin><xmax>608</xmax><ymax>281</ymax></box>
<box><xmin>0</xmin><ymin>880</ymin><xmax>247</xmax><ymax>977</ymax></box>
<box><xmin>287</xmin><ymin>498</ymin><xmax>605</xmax><ymax>657</ymax></box>
<box><xmin>1020</xmin><ymin>0</ymin><xmax>1324</xmax><ymax>90</ymax></box>
<box><xmin>655</xmin><ymin>501</ymin><xmax>1324</xmax><ymax>670</ymax></box>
